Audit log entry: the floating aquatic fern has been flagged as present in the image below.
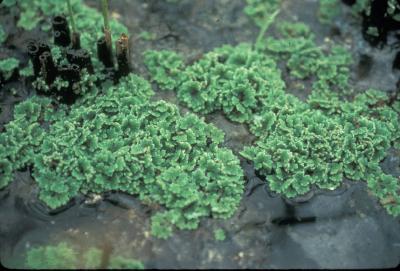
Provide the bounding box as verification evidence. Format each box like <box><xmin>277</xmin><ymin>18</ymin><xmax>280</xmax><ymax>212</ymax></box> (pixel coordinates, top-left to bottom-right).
<box><xmin>25</xmin><ymin>242</ymin><xmax>144</xmax><ymax>269</ymax></box>
<box><xmin>0</xmin><ymin>74</ymin><xmax>244</xmax><ymax>238</ymax></box>
<box><xmin>144</xmin><ymin>43</ymin><xmax>286</xmax><ymax>123</ymax></box>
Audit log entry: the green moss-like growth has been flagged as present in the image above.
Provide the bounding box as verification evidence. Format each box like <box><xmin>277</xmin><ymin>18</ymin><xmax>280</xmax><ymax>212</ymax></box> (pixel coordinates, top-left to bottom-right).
<box><xmin>214</xmin><ymin>228</ymin><xmax>226</xmax><ymax>241</ymax></box>
<box><xmin>0</xmin><ymin>24</ymin><xmax>6</xmax><ymax>43</ymax></box>
<box><xmin>1</xmin><ymin>73</ymin><xmax>244</xmax><ymax>238</ymax></box>
<box><xmin>26</xmin><ymin>242</ymin><xmax>78</xmax><ymax>269</ymax></box>
<box><xmin>242</xmin><ymin>88</ymin><xmax>400</xmax><ymax>215</ymax></box>
<box><xmin>139</xmin><ymin>31</ymin><xmax>157</xmax><ymax>41</ymax></box>
<box><xmin>25</xmin><ymin>242</ymin><xmax>144</xmax><ymax>269</ymax></box>
<box><xmin>143</xmin><ymin>2</ymin><xmax>400</xmax><ymax>217</ymax></box>
<box><xmin>244</xmin><ymin>0</ymin><xmax>281</xmax><ymax>28</ymax></box>
<box><xmin>108</xmin><ymin>256</ymin><xmax>144</xmax><ymax>269</ymax></box>
<box><xmin>318</xmin><ymin>0</ymin><xmax>341</xmax><ymax>24</ymax></box>
<box><xmin>143</xmin><ymin>50</ymin><xmax>184</xmax><ymax>91</ymax></box>
<box><xmin>144</xmin><ymin>43</ymin><xmax>286</xmax><ymax>123</ymax></box>
<box><xmin>0</xmin><ymin>57</ymin><xmax>19</xmax><ymax>81</ymax></box>
<box><xmin>264</xmin><ymin>21</ymin><xmax>352</xmax><ymax>93</ymax></box>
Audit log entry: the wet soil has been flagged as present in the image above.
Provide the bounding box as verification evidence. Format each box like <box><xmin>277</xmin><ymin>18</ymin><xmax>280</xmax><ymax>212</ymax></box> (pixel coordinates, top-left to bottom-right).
<box><xmin>1</xmin><ymin>0</ymin><xmax>400</xmax><ymax>269</ymax></box>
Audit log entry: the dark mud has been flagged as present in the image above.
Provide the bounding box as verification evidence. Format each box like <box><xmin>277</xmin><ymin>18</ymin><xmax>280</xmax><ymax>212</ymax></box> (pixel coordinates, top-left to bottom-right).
<box><xmin>1</xmin><ymin>0</ymin><xmax>400</xmax><ymax>269</ymax></box>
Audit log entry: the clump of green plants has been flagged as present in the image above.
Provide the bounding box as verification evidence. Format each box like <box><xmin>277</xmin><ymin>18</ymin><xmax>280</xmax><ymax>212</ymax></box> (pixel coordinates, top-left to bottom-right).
<box><xmin>144</xmin><ymin>43</ymin><xmax>286</xmax><ymax>123</ymax></box>
<box><xmin>0</xmin><ymin>24</ymin><xmax>6</xmax><ymax>43</ymax></box>
<box><xmin>318</xmin><ymin>0</ymin><xmax>341</xmax><ymax>24</ymax></box>
<box><xmin>264</xmin><ymin>21</ymin><xmax>352</xmax><ymax>94</ymax></box>
<box><xmin>143</xmin><ymin>0</ymin><xmax>400</xmax><ymax>217</ymax></box>
<box><xmin>0</xmin><ymin>57</ymin><xmax>19</xmax><ymax>81</ymax></box>
<box><xmin>244</xmin><ymin>0</ymin><xmax>281</xmax><ymax>28</ymax></box>
<box><xmin>25</xmin><ymin>242</ymin><xmax>144</xmax><ymax>269</ymax></box>
<box><xmin>214</xmin><ymin>228</ymin><xmax>226</xmax><ymax>241</ymax></box>
<box><xmin>139</xmin><ymin>31</ymin><xmax>157</xmax><ymax>41</ymax></box>
<box><xmin>143</xmin><ymin>50</ymin><xmax>184</xmax><ymax>91</ymax></box>
<box><xmin>0</xmin><ymin>73</ymin><xmax>244</xmax><ymax>238</ymax></box>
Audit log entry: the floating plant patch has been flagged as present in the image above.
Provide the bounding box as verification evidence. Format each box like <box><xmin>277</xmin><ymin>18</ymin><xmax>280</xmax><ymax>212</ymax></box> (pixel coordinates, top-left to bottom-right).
<box><xmin>0</xmin><ymin>74</ymin><xmax>244</xmax><ymax>238</ymax></box>
<box><xmin>25</xmin><ymin>242</ymin><xmax>144</xmax><ymax>269</ymax></box>
<box><xmin>144</xmin><ymin>43</ymin><xmax>286</xmax><ymax>123</ymax></box>
<box><xmin>143</xmin><ymin>0</ymin><xmax>400</xmax><ymax>218</ymax></box>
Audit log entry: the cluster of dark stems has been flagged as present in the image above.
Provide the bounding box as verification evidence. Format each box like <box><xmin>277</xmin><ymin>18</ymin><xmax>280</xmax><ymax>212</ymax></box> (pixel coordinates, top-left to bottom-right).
<box><xmin>27</xmin><ymin>13</ymin><xmax>131</xmax><ymax>103</ymax></box>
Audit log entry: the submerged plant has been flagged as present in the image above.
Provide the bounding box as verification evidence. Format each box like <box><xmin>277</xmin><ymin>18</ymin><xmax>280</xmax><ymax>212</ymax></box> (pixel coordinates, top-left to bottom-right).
<box><xmin>0</xmin><ymin>57</ymin><xmax>19</xmax><ymax>81</ymax></box>
<box><xmin>25</xmin><ymin>242</ymin><xmax>144</xmax><ymax>269</ymax></box>
<box><xmin>0</xmin><ymin>24</ymin><xmax>6</xmax><ymax>43</ymax></box>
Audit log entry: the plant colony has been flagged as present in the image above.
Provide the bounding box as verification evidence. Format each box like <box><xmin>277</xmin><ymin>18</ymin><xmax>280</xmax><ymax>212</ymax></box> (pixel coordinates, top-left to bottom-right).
<box><xmin>144</xmin><ymin>0</ymin><xmax>400</xmax><ymax>216</ymax></box>
<box><xmin>0</xmin><ymin>0</ymin><xmax>244</xmax><ymax>241</ymax></box>
<box><xmin>25</xmin><ymin>242</ymin><xmax>144</xmax><ymax>269</ymax></box>
<box><xmin>0</xmin><ymin>0</ymin><xmax>399</xmax><ymax>244</ymax></box>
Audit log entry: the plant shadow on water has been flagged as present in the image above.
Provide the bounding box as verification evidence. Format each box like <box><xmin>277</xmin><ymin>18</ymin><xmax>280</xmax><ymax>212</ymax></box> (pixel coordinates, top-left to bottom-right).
<box><xmin>1</xmin><ymin>0</ymin><xmax>400</xmax><ymax>269</ymax></box>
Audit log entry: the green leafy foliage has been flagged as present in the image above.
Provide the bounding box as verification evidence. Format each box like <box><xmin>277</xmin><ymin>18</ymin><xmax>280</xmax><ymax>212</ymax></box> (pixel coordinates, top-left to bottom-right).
<box><xmin>263</xmin><ymin>21</ymin><xmax>352</xmax><ymax>93</ymax></box>
<box><xmin>108</xmin><ymin>256</ymin><xmax>144</xmax><ymax>269</ymax></box>
<box><xmin>1</xmin><ymin>73</ymin><xmax>244</xmax><ymax>238</ymax></box>
<box><xmin>26</xmin><ymin>242</ymin><xmax>78</xmax><ymax>269</ymax></box>
<box><xmin>143</xmin><ymin>50</ymin><xmax>184</xmax><ymax>90</ymax></box>
<box><xmin>144</xmin><ymin>43</ymin><xmax>286</xmax><ymax>123</ymax></box>
<box><xmin>244</xmin><ymin>0</ymin><xmax>281</xmax><ymax>27</ymax></box>
<box><xmin>25</xmin><ymin>242</ymin><xmax>144</xmax><ymax>269</ymax></box>
<box><xmin>0</xmin><ymin>57</ymin><xmax>19</xmax><ymax>80</ymax></box>
<box><xmin>0</xmin><ymin>25</ymin><xmax>6</xmax><ymax>43</ymax></box>
<box><xmin>242</xmin><ymin>88</ymin><xmax>400</xmax><ymax>215</ymax></box>
<box><xmin>0</xmin><ymin>0</ymin><xmax>17</xmax><ymax>7</ymax></box>
<box><xmin>139</xmin><ymin>31</ymin><xmax>157</xmax><ymax>41</ymax></box>
<box><xmin>19</xmin><ymin>62</ymin><xmax>34</xmax><ymax>77</ymax></box>
<box><xmin>318</xmin><ymin>0</ymin><xmax>341</xmax><ymax>24</ymax></box>
<box><xmin>214</xmin><ymin>228</ymin><xmax>226</xmax><ymax>241</ymax></box>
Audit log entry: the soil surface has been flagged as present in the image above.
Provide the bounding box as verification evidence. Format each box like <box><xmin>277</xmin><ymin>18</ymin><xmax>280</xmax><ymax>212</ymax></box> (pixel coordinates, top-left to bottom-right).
<box><xmin>1</xmin><ymin>0</ymin><xmax>400</xmax><ymax>269</ymax></box>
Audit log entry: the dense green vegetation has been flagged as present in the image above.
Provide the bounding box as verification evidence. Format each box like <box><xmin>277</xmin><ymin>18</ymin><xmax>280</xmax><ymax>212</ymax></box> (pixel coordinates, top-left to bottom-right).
<box><xmin>0</xmin><ymin>57</ymin><xmax>19</xmax><ymax>81</ymax></box>
<box><xmin>0</xmin><ymin>0</ymin><xmax>245</xmax><ymax>240</ymax></box>
<box><xmin>144</xmin><ymin>0</ymin><xmax>400</xmax><ymax>216</ymax></box>
<box><xmin>0</xmin><ymin>0</ymin><xmax>399</xmax><ymax>249</ymax></box>
<box><xmin>26</xmin><ymin>242</ymin><xmax>144</xmax><ymax>269</ymax></box>
<box><xmin>0</xmin><ymin>74</ymin><xmax>244</xmax><ymax>238</ymax></box>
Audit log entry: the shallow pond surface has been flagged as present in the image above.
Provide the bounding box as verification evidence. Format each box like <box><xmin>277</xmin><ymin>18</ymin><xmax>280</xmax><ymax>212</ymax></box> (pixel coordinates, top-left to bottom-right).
<box><xmin>1</xmin><ymin>0</ymin><xmax>400</xmax><ymax>269</ymax></box>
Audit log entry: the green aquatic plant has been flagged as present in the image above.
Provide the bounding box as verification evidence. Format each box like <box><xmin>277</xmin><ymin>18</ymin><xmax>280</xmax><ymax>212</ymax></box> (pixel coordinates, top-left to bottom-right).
<box><xmin>242</xmin><ymin>88</ymin><xmax>400</xmax><ymax>215</ymax></box>
<box><xmin>25</xmin><ymin>242</ymin><xmax>144</xmax><ymax>269</ymax></box>
<box><xmin>0</xmin><ymin>24</ymin><xmax>6</xmax><ymax>43</ymax></box>
<box><xmin>244</xmin><ymin>0</ymin><xmax>281</xmax><ymax>28</ymax></box>
<box><xmin>263</xmin><ymin>21</ymin><xmax>352</xmax><ymax>93</ymax></box>
<box><xmin>19</xmin><ymin>62</ymin><xmax>34</xmax><ymax>77</ymax></box>
<box><xmin>108</xmin><ymin>256</ymin><xmax>144</xmax><ymax>269</ymax></box>
<box><xmin>144</xmin><ymin>43</ymin><xmax>285</xmax><ymax>123</ymax></box>
<box><xmin>318</xmin><ymin>0</ymin><xmax>341</xmax><ymax>24</ymax></box>
<box><xmin>26</xmin><ymin>242</ymin><xmax>78</xmax><ymax>269</ymax></box>
<box><xmin>0</xmin><ymin>57</ymin><xmax>19</xmax><ymax>81</ymax></box>
<box><xmin>139</xmin><ymin>31</ymin><xmax>157</xmax><ymax>41</ymax></box>
<box><xmin>142</xmin><ymin>1</ymin><xmax>400</xmax><ymax>218</ymax></box>
<box><xmin>143</xmin><ymin>50</ymin><xmax>184</xmax><ymax>91</ymax></box>
<box><xmin>214</xmin><ymin>228</ymin><xmax>226</xmax><ymax>241</ymax></box>
<box><xmin>0</xmin><ymin>73</ymin><xmax>244</xmax><ymax>238</ymax></box>
<box><xmin>0</xmin><ymin>0</ymin><xmax>16</xmax><ymax>7</ymax></box>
